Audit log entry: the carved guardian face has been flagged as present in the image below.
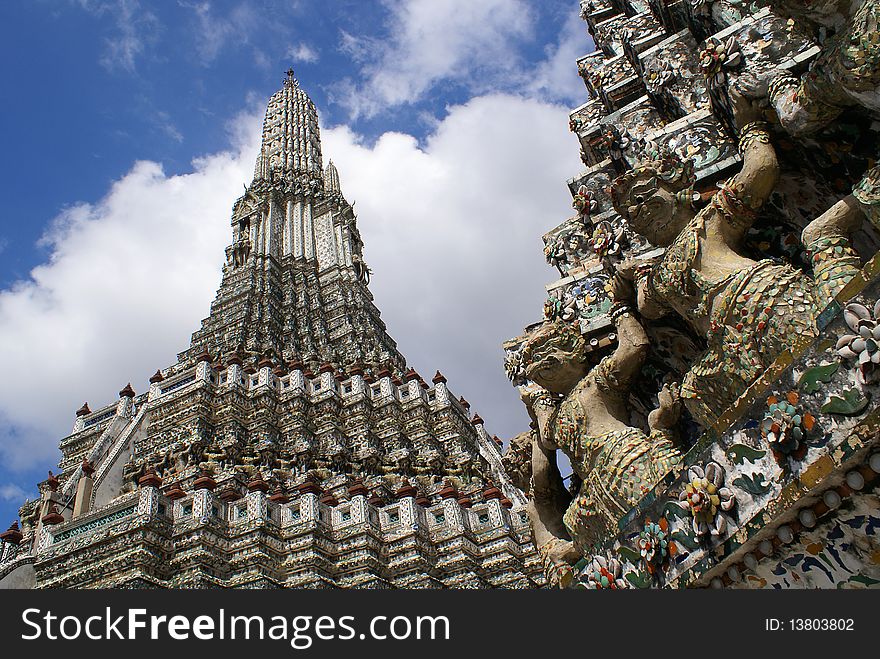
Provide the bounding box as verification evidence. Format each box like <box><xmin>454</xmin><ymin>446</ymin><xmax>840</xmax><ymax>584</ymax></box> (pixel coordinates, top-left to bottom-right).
<box><xmin>617</xmin><ymin>175</ymin><xmax>685</xmax><ymax>247</ymax></box>
<box><xmin>521</xmin><ymin>323</ymin><xmax>588</xmax><ymax>395</ymax></box>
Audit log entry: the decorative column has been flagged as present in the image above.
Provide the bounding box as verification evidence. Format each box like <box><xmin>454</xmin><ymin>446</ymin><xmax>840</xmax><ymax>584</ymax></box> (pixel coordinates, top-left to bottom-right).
<box><xmin>196</xmin><ymin>349</ymin><xmax>212</xmax><ymax>383</ymax></box>
<box><xmin>265</xmin><ymin>197</ymin><xmax>275</xmax><ymax>258</ymax></box>
<box><xmin>482</xmin><ymin>482</ymin><xmax>510</xmax><ymax>527</ymax></box>
<box><xmin>293</xmin><ymin>201</ymin><xmax>304</xmax><ymax>259</ymax></box>
<box><xmin>319</xmin><ymin>363</ymin><xmax>336</xmax><ymax>392</ymax></box>
<box><xmin>226</xmin><ymin>351</ymin><xmax>243</xmax><ymax>388</ymax></box>
<box><xmin>377</xmin><ymin>367</ymin><xmax>393</xmax><ymax>398</ymax></box>
<box><xmin>405</xmin><ymin>369</ymin><xmax>424</xmax><ymax>401</ymax></box>
<box><xmin>34</xmin><ymin>471</ymin><xmax>62</xmax><ymax>545</ymax></box>
<box><xmin>72</xmin><ymin>402</ymin><xmax>91</xmax><ymax>433</ymax></box>
<box><xmin>246</xmin><ymin>473</ymin><xmax>270</xmax><ymax>523</ymax></box>
<box><xmin>439</xmin><ymin>481</ymin><xmax>465</xmax><ymax>530</ymax></box>
<box><xmin>303</xmin><ymin>203</ymin><xmax>315</xmax><ymax>260</ymax></box>
<box><xmin>284</xmin><ymin>198</ymin><xmax>293</xmax><ymax>256</ymax></box>
<box><xmin>432</xmin><ymin>371</ymin><xmax>449</xmax><ymax>405</ymax></box>
<box><xmin>348</xmin><ymin>478</ymin><xmax>368</xmax><ymax>524</ymax></box>
<box><xmin>136</xmin><ymin>467</ymin><xmax>162</xmax><ymax>519</ymax></box>
<box><xmin>192</xmin><ymin>471</ymin><xmax>218</xmax><ymax>524</ymax></box>
<box><xmin>288</xmin><ymin>358</ymin><xmax>305</xmax><ymax>392</ymax></box>
<box><xmin>394</xmin><ymin>481</ymin><xmax>420</xmax><ymax>530</ymax></box>
<box><xmin>296</xmin><ymin>475</ymin><xmax>322</xmax><ymax>526</ymax></box>
<box><xmin>257</xmin><ymin>356</ymin><xmax>274</xmax><ymax>387</ymax></box>
<box><xmin>148</xmin><ymin>369</ymin><xmax>164</xmax><ymax>401</ymax></box>
<box><xmin>116</xmin><ymin>383</ymin><xmax>135</xmax><ymax>418</ymax></box>
<box><xmin>72</xmin><ymin>459</ymin><xmax>95</xmax><ymax>518</ymax></box>
<box><xmin>349</xmin><ymin>365</ymin><xmax>366</xmax><ymax>396</ymax></box>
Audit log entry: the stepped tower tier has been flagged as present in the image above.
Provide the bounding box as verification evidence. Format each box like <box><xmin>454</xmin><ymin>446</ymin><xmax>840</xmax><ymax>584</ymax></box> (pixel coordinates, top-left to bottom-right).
<box><xmin>0</xmin><ymin>72</ymin><xmax>542</xmax><ymax>590</ymax></box>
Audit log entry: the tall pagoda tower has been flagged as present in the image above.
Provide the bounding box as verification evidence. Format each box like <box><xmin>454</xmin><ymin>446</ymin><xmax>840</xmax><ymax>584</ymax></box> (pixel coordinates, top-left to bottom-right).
<box><xmin>0</xmin><ymin>71</ymin><xmax>542</xmax><ymax>589</ymax></box>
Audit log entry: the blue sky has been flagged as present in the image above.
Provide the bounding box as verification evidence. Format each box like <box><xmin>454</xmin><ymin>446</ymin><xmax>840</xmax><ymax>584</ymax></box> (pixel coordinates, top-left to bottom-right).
<box><xmin>0</xmin><ymin>0</ymin><xmax>592</xmax><ymax>526</ymax></box>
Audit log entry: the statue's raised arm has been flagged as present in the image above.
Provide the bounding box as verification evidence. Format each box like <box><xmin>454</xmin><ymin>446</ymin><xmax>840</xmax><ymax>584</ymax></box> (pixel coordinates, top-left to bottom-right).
<box><xmin>727</xmin><ymin>88</ymin><xmax>779</xmax><ymax>230</ymax></box>
<box><xmin>611</xmin><ymin>87</ymin><xmax>866</xmax><ymax>429</ymax></box>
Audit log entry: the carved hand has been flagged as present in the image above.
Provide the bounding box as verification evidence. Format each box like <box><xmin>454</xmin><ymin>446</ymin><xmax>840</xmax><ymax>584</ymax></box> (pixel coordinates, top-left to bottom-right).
<box><xmin>520</xmin><ymin>384</ymin><xmax>559</xmax><ymax>442</ymax></box>
<box><xmin>609</xmin><ymin>271</ymin><xmax>635</xmax><ymax>304</ymax></box>
<box><xmin>649</xmin><ymin>382</ymin><xmax>682</xmax><ymax>431</ymax></box>
<box><xmin>730</xmin><ymin>87</ymin><xmax>763</xmax><ymax>130</ymax></box>
<box><xmin>539</xmin><ymin>537</ymin><xmax>581</xmax><ymax>589</ymax></box>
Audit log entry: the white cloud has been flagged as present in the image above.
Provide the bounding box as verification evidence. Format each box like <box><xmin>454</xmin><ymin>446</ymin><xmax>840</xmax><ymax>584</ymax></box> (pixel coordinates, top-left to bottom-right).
<box><xmin>183</xmin><ymin>1</ymin><xmax>260</xmax><ymax>65</ymax></box>
<box><xmin>74</xmin><ymin>0</ymin><xmax>161</xmax><ymax>72</ymax></box>
<box><xmin>0</xmin><ymin>483</ymin><xmax>29</xmax><ymax>502</ymax></box>
<box><xmin>0</xmin><ymin>107</ymin><xmax>263</xmax><ymax>470</ymax></box>
<box><xmin>287</xmin><ymin>42</ymin><xmax>319</xmax><ymax>64</ymax></box>
<box><xmin>0</xmin><ymin>91</ymin><xmax>579</xmax><ymax>474</ymax></box>
<box><xmin>335</xmin><ymin>0</ymin><xmax>534</xmax><ymax>118</ymax></box>
<box><xmin>154</xmin><ymin>110</ymin><xmax>184</xmax><ymax>143</ymax></box>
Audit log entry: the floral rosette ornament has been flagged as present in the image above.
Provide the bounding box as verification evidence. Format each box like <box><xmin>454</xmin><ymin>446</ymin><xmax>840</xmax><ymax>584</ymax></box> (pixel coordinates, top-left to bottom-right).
<box><xmin>637</xmin><ymin>518</ymin><xmax>675</xmax><ymax>574</ymax></box>
<box><xmin>678</xmin><ymin>462</ymin><xmax>736</xmax><ymax>537</ymax></box>
<box><xmin>572</xmin><ymin>185</ymin><xmax>599</xmax><ymax>218</ymax></box>
<box><xmin>579</xmin><ymin>554</ymin><xmax>629</xmax><ymax>590</ymax></box>
<box><xmin>589</xmin><ymin>221</ymin><xmax>624</xmax><ymax>259</ymax></box>
<box><xmin>761</xmin><ymin>392</ymin><xmax>814</xmax><ymax>456</ymax></box>
<box><xmin>699</xmin><ymin>37</ymin><xmax>742</xmax><ymax>85</ymax></box>
<box><xmin>645</xmin><ymin>59</ymin><xmax>675</xmax><ymax>95</ymax></box>
<box><xmin>837</xmin><ymin>301</ymin><xmax>880</xmax><ymax>384</ymax></box>
<box><xmin>603</xmin><ymin>126</ymin><xmax>633</xmax><ymax>162</ymax></box>
<box><xmin>543</xmin><ymin>235</ymin><xmax>566</xmax><ymax>270</ymax></box>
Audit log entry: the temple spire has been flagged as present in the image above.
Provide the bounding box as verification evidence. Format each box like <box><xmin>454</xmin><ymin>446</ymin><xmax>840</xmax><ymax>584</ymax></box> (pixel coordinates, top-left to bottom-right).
<box><xmin>324</xmin><ymin>159</ymin><xmax>341</xmax><ymax>193</ymax></box>
<box><xmin>253</xmin><ymin>69</ymin><xmax>322</xmax><ymax>182</ymax></box>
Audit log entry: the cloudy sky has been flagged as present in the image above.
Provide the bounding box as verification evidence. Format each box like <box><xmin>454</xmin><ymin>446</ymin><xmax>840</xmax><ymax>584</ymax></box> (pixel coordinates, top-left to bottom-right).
<box><xmin>0</xmin><ymin>0</ymin><xmax>592</xmax><ymax>525</ymax></box>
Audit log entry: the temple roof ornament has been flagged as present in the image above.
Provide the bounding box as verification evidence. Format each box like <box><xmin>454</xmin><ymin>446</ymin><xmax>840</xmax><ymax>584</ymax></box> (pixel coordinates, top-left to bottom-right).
<box><xmin>324</xmin><ymin>160</ymin><xmax>341</xmax><ymax>193</ymax></box>
<box><xmin>283</xmin><ymin>67</ymin><xmax>298</xmax><ymax>88</ymax></box>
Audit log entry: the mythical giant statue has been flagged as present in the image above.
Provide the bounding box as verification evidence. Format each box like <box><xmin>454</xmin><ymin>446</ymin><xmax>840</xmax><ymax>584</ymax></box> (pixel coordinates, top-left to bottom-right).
<box><xmin>749</xmin><ymin>0</ymin><xmax>880</xmax><ymax>226</ymax></box>
<box><xmin>610</xmin><ymin>91</ymin><xmax>867</xmax><ymax>427</ymax></box>
<box><xmin>496</xmin><ymin>0</ymin><xmax>880</xmax><ymax>592</ymax></box>
<box><xmin>518</xmin><ymin>277</ymin><xmax>683</xmax><ymax>586</ymax></box>
<box><xmin>747</xmin><ymin>0</ymin><xmax>880</xmax><ymax>140</ymax></box>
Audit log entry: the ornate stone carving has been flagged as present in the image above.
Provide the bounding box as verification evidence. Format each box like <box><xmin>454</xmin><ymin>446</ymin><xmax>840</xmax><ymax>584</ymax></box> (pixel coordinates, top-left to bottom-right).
<box><xmin>837</xmin><ymin>301</ymin><xmax>880</xmax><ymax>384</ymax></box>
<box><xmin>610</xmin><ymin>97</ymin><xmax>865</xmax><ymax>427</ymax></box>
<box><xmin>504</xmin><ymin>0</ymin><xmax>880</xmax><ymax>592</ymax></box>
<box><xmin>518</xmin><ymin>298</ymin><xmax>683</xmax><ymax>575</ymax></box>
<box><xmin>677</xmin><ymin>461</ymin><xmax>736</xmax><ymax>536</ymax></box>
<box><xmin>760</xmin><ymin>0</ymin><xmax>880</xmax><ymax>136</ymax></box>
<box><xmin>577</xmin><ymin>554</ymin><xmax>630</xmax><ymax>589</ymax></box>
